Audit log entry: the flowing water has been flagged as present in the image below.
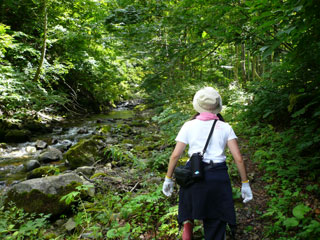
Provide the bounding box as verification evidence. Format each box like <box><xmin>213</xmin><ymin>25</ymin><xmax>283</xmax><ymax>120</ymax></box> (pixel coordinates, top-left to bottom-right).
<box><xmin>0</xmin><ymin>106</ymin><xmax>134</xmax><ymax>186</ymax></box>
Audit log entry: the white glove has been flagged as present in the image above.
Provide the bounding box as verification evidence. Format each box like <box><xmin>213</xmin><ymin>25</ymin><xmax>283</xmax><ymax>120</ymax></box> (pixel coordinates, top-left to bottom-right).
<box><xmin>241</xmin><ymin>182</ymin><xmax>253</xmax><ymax>203</ymax></box>
<box><xmin>162</xmin><ymin>177</ymin><xmax>174</xmax><ymax>197</ymax></box>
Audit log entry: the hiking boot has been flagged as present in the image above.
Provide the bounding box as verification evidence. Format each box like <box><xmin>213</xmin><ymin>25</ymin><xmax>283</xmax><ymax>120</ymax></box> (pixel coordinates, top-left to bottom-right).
<box><xmin>182</xmin><ymin>220</ymin><xmax>193</xmax><ymax>240</ymax></box>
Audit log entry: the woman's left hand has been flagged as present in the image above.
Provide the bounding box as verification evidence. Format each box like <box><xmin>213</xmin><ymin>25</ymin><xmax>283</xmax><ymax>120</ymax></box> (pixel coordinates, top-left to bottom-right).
<box><xmin>162</xmin><ymin>177</ymin><xmax>174</xmax><ymax>197</ymax></box>
<box><xmin>241</xmin><ymin>182</ymin><xmax>253</xmax><ymax>203</ymax></box>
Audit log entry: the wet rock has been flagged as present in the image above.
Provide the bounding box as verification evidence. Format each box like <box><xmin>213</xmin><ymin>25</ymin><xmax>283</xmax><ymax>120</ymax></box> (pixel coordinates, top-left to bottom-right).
<box><xmin>77</xmin><ymin>128</ymin><xmax>88</xmax><ymax>134</ymax></box>
<box><xmin>54</xmin><ymin>140</ymin><xmax>73</xmax><ymax>152</ymax></box>
<box><xmin>12</xmin><ymin>164</ymin><xmax>25</xmax><ymax>174</ymax></box>
<box><xmin>105</xmin><ymin>137</ymin><xmax>117</xmax><ymax>144</ymax></box>
<box><xmin>38</xmin><ymin>147</ymin><xmax>63</xmax><ymax>163</ymax></box>
<box><xmin>64</xmin><ymin>135</ymin><xmax>106</xmax><ymax>169</ymax></box>
<box><xmin>75</xmin><ymin>166</ymin><xmax>95</xmax><ymax>177</ymax></box>
<box><xmin>106</xmin><ymin>119</ymin><xmax>116</xmax><ymax>123</ymax></box>
<box><xmin>0</xmin><ymin>143</ymin><xmax>8</xmax><ymax>149</ymax></box>
<box><xmin>5</xmin><ymin>129</ymin><xmax>31</xmax><ymax>143</ymax></box>
<box><xmin>61</xmin><ymin>140</ymin><xmax>73</xmax><ymax>149</ymax></box>
<box><xmin>6</xmin><ymin>173</ymin><xmax>95</xmax><ymax>216</ymax></box>
<box><xmin>35</xmin><ymin>140</ymin><xmax>48</xmax><ymax>149</ymax></box>
<box><xmin>24</xmin><ymin>160</ymin><xmax>41</xmax><ymax>172</ymax></box>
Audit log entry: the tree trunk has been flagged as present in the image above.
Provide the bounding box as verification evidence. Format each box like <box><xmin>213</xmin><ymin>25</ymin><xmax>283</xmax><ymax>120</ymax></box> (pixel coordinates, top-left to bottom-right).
<box><xmin>247</xmin><ymin>50</ymin><xmax>251</xmax><ymax>82</ymax></box>
<box><xmin>33</xmin><ymin>0</ymin><xmax>48</xmax><ymax>82</ymax></box>
<box><xmin>234</xmin><ymin>45</ymin><xmax>239</xmax><ymax>82</ymax></box>
<box><xmin>241</xmin><ymin>43</ymin><xmax>247</xmax><ymax>85</ymax></box>
<box><xmin>252</xmin><ymin>54</ymin><xmax>255</xmax><ymax>81</ymax></box>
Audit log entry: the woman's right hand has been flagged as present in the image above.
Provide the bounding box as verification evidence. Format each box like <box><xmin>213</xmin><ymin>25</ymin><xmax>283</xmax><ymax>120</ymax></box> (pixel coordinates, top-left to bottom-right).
<box><xmin>162</xmin><ymin>177</ymin><xmax>174</xmax><ymax>197</ymax></box>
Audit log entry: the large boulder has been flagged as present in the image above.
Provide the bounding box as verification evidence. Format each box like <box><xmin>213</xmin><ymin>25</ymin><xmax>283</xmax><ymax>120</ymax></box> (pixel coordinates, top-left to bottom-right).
<box><xmin>64</xmin><ymin>135</ymin><xmax>106</xmax><ymax>169</ymax></box>
<box><xmin>6</xmin><ymin>173</ymin><xmax>95</xmax><ymax>216</ymax></box>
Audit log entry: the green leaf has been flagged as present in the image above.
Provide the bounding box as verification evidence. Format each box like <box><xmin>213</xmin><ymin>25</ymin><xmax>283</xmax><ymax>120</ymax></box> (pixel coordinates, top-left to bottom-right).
<box><xmin>292</xmin><ymin>204</ymin><xmax>311</xmax><ymax>219</ymax></box>
<box><xmin>283</xmin><ymin>217</ymin><xmax>299</xmax><ymax>228</ymax></box>
<box><xmin>107</xmin><ymin>229</ymin><xmax>117</xmax><ymax>238</ymax></box>
<box><xmin>202</xmin><ymin>31</ymin><xmax>207</xmax><ymax>38</ymax></box>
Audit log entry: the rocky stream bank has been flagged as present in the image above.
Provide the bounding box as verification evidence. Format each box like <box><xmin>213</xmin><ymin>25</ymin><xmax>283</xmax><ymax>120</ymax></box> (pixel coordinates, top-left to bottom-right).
<box><xmin>0</xmin><ymin>102</ymin><xmax>270</xmax><ymax>239</ymax></box>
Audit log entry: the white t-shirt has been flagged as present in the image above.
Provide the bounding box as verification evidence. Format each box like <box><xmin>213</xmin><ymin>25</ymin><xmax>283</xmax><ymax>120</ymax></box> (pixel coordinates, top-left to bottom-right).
<box><xmin>175</xmin><ymin>119</ymin><xmax>237</xmax><ymax>163</ymax></box>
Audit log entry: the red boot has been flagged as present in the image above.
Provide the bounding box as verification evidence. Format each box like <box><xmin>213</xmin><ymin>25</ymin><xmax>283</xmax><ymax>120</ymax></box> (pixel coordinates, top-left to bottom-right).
<box><xmin>182</xmin><ymin>220</ymin><xmax>193</xmax><ymax>240</ymax></box>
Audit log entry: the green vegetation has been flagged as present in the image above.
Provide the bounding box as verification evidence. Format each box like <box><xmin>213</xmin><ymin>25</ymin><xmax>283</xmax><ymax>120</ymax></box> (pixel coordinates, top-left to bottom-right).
<box><xmin>0</xmin><ymin>0</ymin><xmax>319</xmax><ymax>239</ymax></box>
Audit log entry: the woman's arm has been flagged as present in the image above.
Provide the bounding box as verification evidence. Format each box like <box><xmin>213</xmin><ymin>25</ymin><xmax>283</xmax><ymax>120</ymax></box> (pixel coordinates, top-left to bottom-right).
<box><xmin>166</xmin><ymin>141</ymin><xmax>187</xmax><ymax>178</ymax></box>
<box><xmin>227</xmin><ymin>139</ymin><xmax>248</xmax><ymax>182</ymax></box>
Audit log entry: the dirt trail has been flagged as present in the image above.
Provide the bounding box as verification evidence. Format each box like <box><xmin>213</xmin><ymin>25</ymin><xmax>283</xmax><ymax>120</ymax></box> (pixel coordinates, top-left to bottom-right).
<box><xmin>233</xmin><ymin>143</ymin><xmax>271</xmax><ymax>240</ymax></box>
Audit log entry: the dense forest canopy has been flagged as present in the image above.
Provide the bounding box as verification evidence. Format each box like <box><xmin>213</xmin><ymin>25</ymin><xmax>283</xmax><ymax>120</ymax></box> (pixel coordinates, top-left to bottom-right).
<box><xmin>0</xmin><ymin>0</ymin><xmax>319</xmax><ymax>239</ymax></box>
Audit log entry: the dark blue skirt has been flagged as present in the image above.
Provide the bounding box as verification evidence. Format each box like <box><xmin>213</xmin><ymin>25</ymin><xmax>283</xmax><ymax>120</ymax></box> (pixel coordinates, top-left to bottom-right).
<box><xmin>178</xmin><ymin>162</ymin><xmax>236</xmax><ymax>227</ymax></box>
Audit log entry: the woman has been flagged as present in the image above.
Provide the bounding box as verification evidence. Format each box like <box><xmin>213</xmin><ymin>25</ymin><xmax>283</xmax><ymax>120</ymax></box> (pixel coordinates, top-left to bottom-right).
<box><xmin>162</xmin><ymin>87</ymin><xmax>253</xmax><ymax>240</ymax></box>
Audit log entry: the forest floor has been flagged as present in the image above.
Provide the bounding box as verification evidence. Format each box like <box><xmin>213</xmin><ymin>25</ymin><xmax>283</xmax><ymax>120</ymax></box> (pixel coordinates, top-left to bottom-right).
<box><xmin>232</xmin><ymin>139</ymin><xmax>271</xmax><ymax>240</ymax></box>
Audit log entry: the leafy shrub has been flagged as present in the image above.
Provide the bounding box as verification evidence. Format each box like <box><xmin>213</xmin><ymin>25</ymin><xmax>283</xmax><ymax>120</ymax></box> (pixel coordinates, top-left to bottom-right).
<box><xmin>0</xmin><ymin>200</ymin><xmax>50</xmax><ymax>240</ymax></box>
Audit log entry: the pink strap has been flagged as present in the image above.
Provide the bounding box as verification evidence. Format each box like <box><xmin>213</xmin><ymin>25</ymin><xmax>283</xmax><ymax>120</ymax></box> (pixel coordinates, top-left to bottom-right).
<box><xmin>196</xmin><ymin>112</ymin><xmax>219</xmax><ymax>121</ymax></box>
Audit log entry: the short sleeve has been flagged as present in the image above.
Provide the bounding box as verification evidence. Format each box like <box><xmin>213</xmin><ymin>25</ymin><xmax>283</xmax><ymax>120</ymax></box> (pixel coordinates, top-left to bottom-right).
<box><xmin>175</xmin><ymin>122</ymin><xmax>189</xmax><ymax>144</ymax></box>
<box><xmin>228</xmin><ymin>126</ymin><xmax>238</xmax><ymax>141</ymax></box>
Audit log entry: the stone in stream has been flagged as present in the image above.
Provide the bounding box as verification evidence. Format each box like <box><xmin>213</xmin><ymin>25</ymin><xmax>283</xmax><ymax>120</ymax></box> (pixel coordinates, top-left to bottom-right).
<box><xmin>10</xmin><ymin>164</ymin><xmax>25</xmax><ymax>174</ymax></box>
<box><xmin>53</xmin><ymin>140</ymin><xmax>73</xmax><ymax>152</ymax></box>
<box><xmin>77</xmin><ymin>128</ymin><xmax>89</xmax><ymax>134</ymax></box>
<box><xmin>5</xmin><ymin>173</ymin><xmax>95</xmax><ymax>216</ymax></box>
<box><xmin>35</xmin><ymin>140</ymin><xmax>48</xmax><ymax>149</ymax></box>
<box><xmin>24</xmin><ymin>160</ymin><xmax>41</xmax><ymax>172</ymax></box>
<box><xmin>38</xmin><ymin>146</ymin><xmax>63</xmax><ymax>163</ymax></box>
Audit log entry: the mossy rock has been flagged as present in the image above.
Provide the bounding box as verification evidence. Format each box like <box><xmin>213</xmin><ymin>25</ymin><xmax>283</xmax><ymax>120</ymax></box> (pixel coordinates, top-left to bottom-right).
<box><xmin>121</xmin><ymin>139</ymin><xmax>134</xmax><ymax>144</ymax></box>
<box><xmin>130</xmin><ymin>120</ymin><xmax>148</xmax><ymax>127</ymax></box>
<box><xmin>64</xmin><ymin>135</ymin><xmax>106</xmax><ymax>169</ymax></box>
<box><xmin>99</xmin><ymin>125</ymin><xmax>111</xmax><ymax>135</ymax></box>
<box><xmin>5</xmin><ymin>129</ymin><xmax>31</xmax><ymax>143</ymax></box>
<box><xmin>23</xmin><ymin>120</ymin><xmax>48</xmax><ymax>133</ymax></box>
<box><xmin>5</xmin><ymin>173</ymin><xmax>94</xmax><ymax>217</ymax></box>
<box><xmin>134</xmin><ymin>145</ymin><xmax>149</xmax><ymax>152</ymax></box>
<box><xmin>113</xmin><ymin>123</ymin><xmax>133</xmax><ymax>134</ymax></box>
<box><xmin>27</xmin><ymin>166</ymin><xmax>60</xmax><ymax>179</ymax></box>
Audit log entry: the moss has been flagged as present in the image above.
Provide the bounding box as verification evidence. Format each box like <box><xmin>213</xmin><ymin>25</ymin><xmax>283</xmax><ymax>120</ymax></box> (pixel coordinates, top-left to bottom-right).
<box><xmin>113</xmin><ymin>123</ymin><xmax>133</xmax><ymax>134</ymax></box>
<box><xmin>90</xmin><ymin>172</ymin><xmax>107</xmax><ymax>179</ymax></box>
<box><xmin>133</xmin><ymin>104</ymin><xmax>149</xmax><ymax>112</ymax></box>
<box><xmin>99</xmin><ymin>125</ymin><xmax>111</xmax><ymax>134</ymax></box>
<box><xmin>121</xmin><ymin>139</ymin><xmax>134</xmax><ymax>144</ymax></box>
<box><xmin>5</xmin><ymin>129</ymin><xmax>31</xmax><ymax>143</ymax></box>
<box><xmin>130</xmin><ymin>120</ymin><xmax>148</xmax><ymax>127</ymax></box>
<box><xmin>64</xmin><ymin>135</ymin><xmax>105</xmax><ymax>169</ymax></box>
<box><xmin>27</xmin><ymin>166</ymin><xmax>59</xmax><ymax>179</ymax></box>
<box><xmin>44</xmin><ymin>232</ymin><xmax>58</xmax><ymax>240</ymax></box>
<box><xmin>134</xmin><ymin>145</ymin><xmax>149</xmax><ymax>152</ymax></box>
